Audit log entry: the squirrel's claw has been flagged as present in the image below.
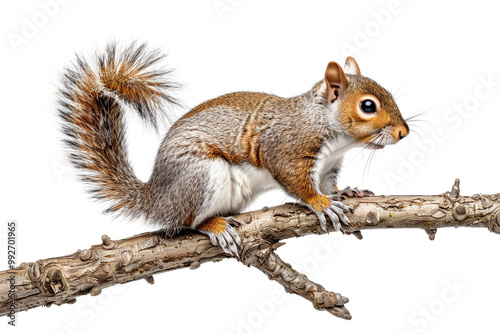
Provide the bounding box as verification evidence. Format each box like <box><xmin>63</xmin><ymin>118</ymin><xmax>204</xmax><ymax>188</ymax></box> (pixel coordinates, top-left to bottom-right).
<box><xmin>308</xmin><ymin>200</ymin><xmax>353</xmax><ymax>232</ymax></box>
<box><xmin>323</xmin><ymin>208</ymin><xmax>342</xmax><ymax>231</ymax></box>
<box><xmin>328</xmin><ymin>201</ymin><xmax>351</xmax><ymax>223</ymax></box>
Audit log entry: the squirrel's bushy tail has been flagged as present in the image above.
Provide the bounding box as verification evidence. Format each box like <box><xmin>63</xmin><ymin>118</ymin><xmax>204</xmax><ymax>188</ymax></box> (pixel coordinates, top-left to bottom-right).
<box><xmin>58</xmin><ymin>42</ymin><xmax>178</xmax><ymax>218</ymax></box>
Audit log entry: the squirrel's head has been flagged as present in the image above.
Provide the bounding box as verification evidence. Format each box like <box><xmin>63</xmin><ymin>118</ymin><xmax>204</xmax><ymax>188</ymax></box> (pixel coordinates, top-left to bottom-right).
<box><xmin>324</xmin><ymin>57</ymin><xmax>409</xmax><ymax>149</ymax></box>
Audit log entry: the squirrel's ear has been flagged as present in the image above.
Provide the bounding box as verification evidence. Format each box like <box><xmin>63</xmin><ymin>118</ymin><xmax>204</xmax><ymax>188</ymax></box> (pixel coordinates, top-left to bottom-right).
<box><xmin>344</xmin><ymin>56</ymin><xmax>361</xmax><ymax>76</ymax></box>
<box><xmin>325</xmin><ymin>61</ymin><xmax>348</xmax><ymax>103</ymax></box>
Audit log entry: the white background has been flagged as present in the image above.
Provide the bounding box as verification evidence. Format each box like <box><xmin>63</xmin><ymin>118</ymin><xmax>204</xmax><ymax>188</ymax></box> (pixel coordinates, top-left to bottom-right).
<box><xmin>1</xmin><ymin>0</ymin><xmax>500</xmax><ymax>333</ymax></box>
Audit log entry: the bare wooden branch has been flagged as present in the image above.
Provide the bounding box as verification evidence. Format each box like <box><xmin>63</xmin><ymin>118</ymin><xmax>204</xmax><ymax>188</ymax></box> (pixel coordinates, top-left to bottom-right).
<box><xmin>1</xmin><ymin>179</ymin><xmax>499</xmax><ymax>319</ymax></box>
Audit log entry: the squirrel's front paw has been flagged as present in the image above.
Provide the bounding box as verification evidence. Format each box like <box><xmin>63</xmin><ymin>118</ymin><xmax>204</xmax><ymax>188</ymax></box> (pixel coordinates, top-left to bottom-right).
<box><xmin>197</xmin><ymin>217</ymin><xmax>241</xmax><ymax>257</ymax></box>
<box><xmin>336</xmin><ymin>186</ymin><xmax>374</xmax><ymax>198</ymax></box>
<box><xmin>308</xmin><ymin>198</ymin><xmax>353</xmax><ymax>232</ymax></box>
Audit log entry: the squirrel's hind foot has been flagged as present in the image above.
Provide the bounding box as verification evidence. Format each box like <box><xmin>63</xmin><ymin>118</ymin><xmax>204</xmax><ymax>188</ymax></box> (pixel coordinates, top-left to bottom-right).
<box><xmin>198</xmin><ymin>217</ymin><xmax>241</xmax><ymax>258</ymax></box>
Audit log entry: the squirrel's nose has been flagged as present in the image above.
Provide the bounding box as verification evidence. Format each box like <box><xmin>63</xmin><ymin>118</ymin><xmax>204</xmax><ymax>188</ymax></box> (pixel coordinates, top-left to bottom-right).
<box><xmin>393</xmin><ymin>123</ymin><xmax>409</xmax><ymax>142</ymax></box>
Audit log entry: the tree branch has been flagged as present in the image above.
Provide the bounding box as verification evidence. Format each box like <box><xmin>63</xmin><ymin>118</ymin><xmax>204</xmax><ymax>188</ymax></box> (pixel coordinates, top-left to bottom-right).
<box><xmin>1</xmin><ymin>179</ymin><xmax>499</xmax><ymax>320</ymax></box>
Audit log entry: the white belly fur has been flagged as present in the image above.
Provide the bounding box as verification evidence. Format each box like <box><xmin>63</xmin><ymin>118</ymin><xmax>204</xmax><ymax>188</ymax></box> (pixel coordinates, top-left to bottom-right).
<box><xmin>193</xmin><ymin>160</ymin><xmax>280</xmax><ymax>227</ymax></box>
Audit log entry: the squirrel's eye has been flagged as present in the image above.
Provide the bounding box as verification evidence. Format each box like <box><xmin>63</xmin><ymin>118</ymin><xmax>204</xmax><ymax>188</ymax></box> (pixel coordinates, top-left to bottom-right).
<box><xmin>360</xmin><ymin>99</ymin><xmax>377</xmax><ymax>113</ymax></box>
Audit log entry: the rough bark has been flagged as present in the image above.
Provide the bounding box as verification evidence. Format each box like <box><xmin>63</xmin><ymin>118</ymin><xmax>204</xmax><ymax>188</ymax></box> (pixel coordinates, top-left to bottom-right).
<box><xmin>1</xmin><ymin>179</ymin><xmax>499</xmax><ymax>320</ymax></box>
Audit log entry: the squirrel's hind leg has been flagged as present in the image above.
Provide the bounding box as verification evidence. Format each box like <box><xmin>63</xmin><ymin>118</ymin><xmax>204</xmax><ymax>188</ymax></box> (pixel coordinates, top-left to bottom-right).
<box><xmin>185</xmin><ymin>158</ymin><xmax>270</xmax><ymax>257</ymax></box>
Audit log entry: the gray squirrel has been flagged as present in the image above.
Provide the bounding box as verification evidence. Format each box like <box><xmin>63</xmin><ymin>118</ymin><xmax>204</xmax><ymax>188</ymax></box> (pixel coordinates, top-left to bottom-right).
<box><xmin>59</xmin><ymin>43</ymin><xmax>409</xmax><ymax>257</ymax></box>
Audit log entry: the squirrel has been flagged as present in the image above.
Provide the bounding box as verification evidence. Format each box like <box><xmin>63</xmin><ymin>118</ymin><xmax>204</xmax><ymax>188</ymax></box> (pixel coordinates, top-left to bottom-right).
<box><xmin>58</xmin><ymin>42</ymin><xmax>409</xmax><ymax>257</ymax></box>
